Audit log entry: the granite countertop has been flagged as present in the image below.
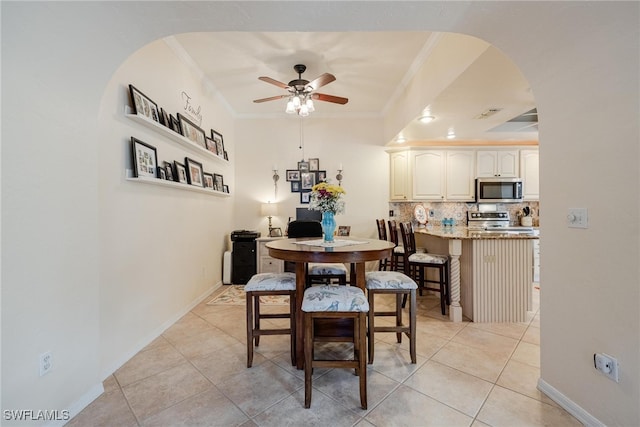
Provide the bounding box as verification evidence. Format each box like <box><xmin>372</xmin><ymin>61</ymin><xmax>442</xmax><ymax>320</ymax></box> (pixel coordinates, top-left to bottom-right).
<box><xmin>414</xmin><ymin>226</ymin><xmax>540</xmax><ymax>240</ymax></box>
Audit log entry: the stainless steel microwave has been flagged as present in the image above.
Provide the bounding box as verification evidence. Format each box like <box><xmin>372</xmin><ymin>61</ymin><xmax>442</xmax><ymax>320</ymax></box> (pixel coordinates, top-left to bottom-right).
<box><xmin>476</xmin><ymin>177</ymin><xmax>523</xmax><ymax>203</ymax></box>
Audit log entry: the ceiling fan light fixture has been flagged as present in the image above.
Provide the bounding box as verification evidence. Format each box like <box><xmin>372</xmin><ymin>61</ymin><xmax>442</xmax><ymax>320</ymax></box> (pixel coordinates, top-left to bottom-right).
<box><xmin>292</xmin><ymin>95</ymin><xmax>301</xmax><ymax>108</ymax></box>
<box><xmin>285</xmin><ymin>99</ymin><xmax>296</xmax><ymax>114</ymax></box>
<box><xmin>305</xmin><ymin>98</ymin><xmax>315</xmax><ymax>112</ymax></box>
<box><xmin>299</xmin><ymin>104</ymin><xmax>309</xmax><ymax>117</ymax></box>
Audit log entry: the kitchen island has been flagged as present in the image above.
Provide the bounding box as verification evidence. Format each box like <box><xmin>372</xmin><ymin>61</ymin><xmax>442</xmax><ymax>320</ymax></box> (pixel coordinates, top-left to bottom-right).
<box><xmin>414</xmin><ymin>226</ymin><xmax>539</xmax><ymax>323</ymax></box>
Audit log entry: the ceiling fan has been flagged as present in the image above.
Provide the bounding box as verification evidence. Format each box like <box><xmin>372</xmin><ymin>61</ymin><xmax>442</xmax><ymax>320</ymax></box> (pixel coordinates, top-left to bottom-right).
<box><xmin>253</xmin><ymin>64</ymin><xmax>348</xmax><ymax>116</ymax></box>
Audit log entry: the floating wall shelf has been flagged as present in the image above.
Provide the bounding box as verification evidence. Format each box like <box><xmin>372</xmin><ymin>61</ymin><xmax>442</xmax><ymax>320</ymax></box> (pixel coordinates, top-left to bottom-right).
<box><xmin>125</xmin><ymin>170</ymin><xmax>230</xmax><ymax>197</ymax></box>
<box><xmin>125</xmin><ymin>110</ymin><xmax>228</xmax><ymax>164</ymax></box>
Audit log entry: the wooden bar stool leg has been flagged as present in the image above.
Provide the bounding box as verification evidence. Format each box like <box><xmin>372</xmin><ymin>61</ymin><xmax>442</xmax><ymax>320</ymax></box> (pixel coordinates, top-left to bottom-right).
<box><xmin>358</xmin><ymin>311</ymin><xmax>367</xmax><ymax>410</ymax></box>
<box><xmin>246</xmin><ymin>291</ymin><xmax>254</xmax><ymax>368</ymax></box>
<box><xmin>254</xmin><ymin>295</ymin><xmax>261</xmax><ymax>346</ymax></box>
<box><xmin>409</xmin><ymin>289</ymin><xmax>417</xmax><ymax>363</ymax></box>
<box><xmin>289</xmin><ymin>290</ymin><xmax>296</xmax><ymax>366</ymax></box>
<box><xmin>304</xmin><ymin>312</ymin><xmax>313</xmax><ymax>409</ymax></box>
<box><xmin>396</xmin><ymin>293</ymin><xmax>403</xmax><ymax>343</ymax></box>
<box><xmin>367</xmin><ymin>291</ymin><xmax>375</xmax><ymax>364</ymax></box>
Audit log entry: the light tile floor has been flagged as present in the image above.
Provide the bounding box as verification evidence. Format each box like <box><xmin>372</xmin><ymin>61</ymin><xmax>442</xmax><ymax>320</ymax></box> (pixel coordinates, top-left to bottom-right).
<box><xmin>68</xmin><ymin>286</ymin><xmax>581</xmax><ymax>426</ymax></box>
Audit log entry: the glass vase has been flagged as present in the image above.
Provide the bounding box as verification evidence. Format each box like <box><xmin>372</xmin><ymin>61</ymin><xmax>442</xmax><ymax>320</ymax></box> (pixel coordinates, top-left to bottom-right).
<box><xmin>321</xmin><ymin>211</ymin><xmax>336</xmax><ymax>242</ymax></box>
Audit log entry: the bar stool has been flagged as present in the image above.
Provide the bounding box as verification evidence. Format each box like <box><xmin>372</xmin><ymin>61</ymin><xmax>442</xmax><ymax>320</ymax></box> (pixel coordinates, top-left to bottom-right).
<box><xmin>387</xmin><ymin>220</ymin><xmax>405</xmax><ymax>272</ymax></box>
<box><xmin>308</xmin><ymin>262</ymin><xmax>348</xmax><ymax>286</ymax></box>
<box><xmin>245</xmin><ymin>272</ymin><xmax>297</xmax><ymax>368</ymax></box>
<box><xmin>365</xmin><ymin>271</ymin><xmax>417</xmax><ymax>364</ymax></box>
<box><xmin>399</xmin><ymin>222</ymin><xmax>450</xmax><ymax>315</ymax></box>
<box><xmin>302</xmin><ymin>285</ymin><xmax>369</xmax><ymax>409</ymax></box>
<box><xmin>376</xmin><ymin>219</ymin><xmax>389</xmax><ymax>271</ymax></box>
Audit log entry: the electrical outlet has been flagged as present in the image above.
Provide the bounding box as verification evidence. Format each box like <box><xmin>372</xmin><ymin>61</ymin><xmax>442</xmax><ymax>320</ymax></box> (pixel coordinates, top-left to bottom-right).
<box><xmin>594</xmin><ymin>353</ymin><xmax>619</xmax><ymax>382</ymax></box>
<box><xmin>389</xmin><ymin>210</ymin><xmax>394</xmax><ymax>217</ymax></box>
<box><xmin>40</xmin><ymin>351</ymin><xmax>52</xmax><ymax>376</ymax></box>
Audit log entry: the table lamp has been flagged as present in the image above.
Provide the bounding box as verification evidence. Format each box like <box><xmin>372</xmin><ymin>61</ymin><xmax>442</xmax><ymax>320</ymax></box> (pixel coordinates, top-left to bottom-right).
<box><xmin>261</xmin><ymin>202</ymin><xmax>278</xmax><ymax>234</ymax></box>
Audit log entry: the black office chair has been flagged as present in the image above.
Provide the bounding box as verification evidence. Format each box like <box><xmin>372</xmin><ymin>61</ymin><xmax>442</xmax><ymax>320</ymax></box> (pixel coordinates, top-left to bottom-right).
<box><xmin>286</xmin><ymin>220</ymin><xmax>348</xmax><ymax>286</ymax></box>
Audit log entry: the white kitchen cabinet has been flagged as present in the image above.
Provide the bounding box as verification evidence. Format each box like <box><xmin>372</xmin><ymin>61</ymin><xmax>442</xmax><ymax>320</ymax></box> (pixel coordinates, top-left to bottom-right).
<box><xmin>476</xmin><ymin>150</ymin><xmax>519</xmax><ymax>177</ymax></box>
<box><xmin>412</xmin><ymin>150</ymin><xmax>445</xmax><ymax>200</ymax></box>
<box><xmin>389</xmin><ymin>151</ymin><xmax>410</xmax><ymax>200</ymax></box>
<box><xmin>446</xmin><ymin>151</ymin><xmax>476</xmax><ymax>201</ymax></box>
<box><xmin>257</xmin><ymin>237</ymin><xmax>284</xmax><ymax>274</ymax></box>
<box><xmin>520</xmin><ymin>149</ymin><xmax>540</xmax><ymax>200</ymax></box>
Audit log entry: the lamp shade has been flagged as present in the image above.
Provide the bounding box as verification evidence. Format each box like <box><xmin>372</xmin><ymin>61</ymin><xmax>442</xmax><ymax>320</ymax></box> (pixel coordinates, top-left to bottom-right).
<box><xmin>261</xmin><ymin>203</ymin><xmax>278</xmax><ymax>216</ymax></box>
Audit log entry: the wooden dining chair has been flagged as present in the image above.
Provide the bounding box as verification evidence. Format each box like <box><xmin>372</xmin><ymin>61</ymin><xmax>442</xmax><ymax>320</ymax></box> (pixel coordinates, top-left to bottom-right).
<box><xmin>302</xmin><ymin>285</ymin><xmax>369</xmax><ymax>409</ymax></box>
<box><xmin>286</xmin><ymin>220</ymin><xmax>348</xmax><ymax>286</ymax></box>
<box><xmin>365</xmin><ymin>271</ymin><xmax>417</xmax><ymax>364</ymax></box>
<box><xmin>245</xmin><ymin>272</ymin><xmax>297</xmax><ymax>368</ymax></box>
<box><xmin>399</xmin><ymin>222</ymin><xmax>450</xmax><ymax>315</ymax></box>
<box><xmin>375</xmin><ymin>219</ymin><xmax>389</xmax><ymax>271</ymax></box>
<box><xmin>387</xmin><ymin>220</ymin><xmax>405</xmax><ymax>272</ymax></box>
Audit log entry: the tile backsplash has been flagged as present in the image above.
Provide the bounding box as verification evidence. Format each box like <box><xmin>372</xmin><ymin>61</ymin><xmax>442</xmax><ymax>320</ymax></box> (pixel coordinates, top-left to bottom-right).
<box><xmin>388</xmin><ymin>201</ymin><xmax>540</xmax><ymax>227</ymax></box>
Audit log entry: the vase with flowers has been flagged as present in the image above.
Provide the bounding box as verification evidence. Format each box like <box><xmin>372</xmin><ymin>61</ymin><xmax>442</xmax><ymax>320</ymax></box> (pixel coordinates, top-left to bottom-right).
<box><xmin>308</xmin><ymin>182</ymin><xmax>346</xmax><ymax>242</ymax></box>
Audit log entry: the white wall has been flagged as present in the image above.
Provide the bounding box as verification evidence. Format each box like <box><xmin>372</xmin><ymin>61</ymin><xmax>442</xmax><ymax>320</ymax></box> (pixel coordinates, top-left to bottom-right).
<box><xmin>1</xmin><ymin>2</ymin><xmax>638</xmax><ymax>426</ymax></box>
<box><xmin>97</xmin><ymin>39</ymin><xmax>235</xmax><ymax>377</ymax></box>
<box><xmin>233</xmin><ymin>117</ymin><xmax>388</xmax><ymax>238</ymax></box>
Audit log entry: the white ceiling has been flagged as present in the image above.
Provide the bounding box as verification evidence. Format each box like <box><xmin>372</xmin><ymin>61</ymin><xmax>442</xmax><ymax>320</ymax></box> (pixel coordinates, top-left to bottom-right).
<box><xmin>170</xmin><ymin>31</ymin><xmax>538</xmax><ymax>145</ymax></box>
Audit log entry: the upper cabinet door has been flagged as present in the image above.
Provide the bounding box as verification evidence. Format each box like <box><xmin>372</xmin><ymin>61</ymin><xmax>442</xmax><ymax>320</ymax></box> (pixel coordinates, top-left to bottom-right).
<box><xmin>446</xmin><ymin>151</ymin><xmax>476</xmax><ymax>201</ymax></box>
<box><xmin>476</xmin><ymin>150</ymin><xmax>519</xmax><ymax>177</ymax></box>
<box><xmin>412</xmin><ymin>151</ymin><xmax>445</xmax><ymax>200</ymax></box>
<box><xmin>389</xmin><ymin>151</ymin><xmax>409</xmax><ymax>200</ymax></box>
<box><xmin>520</xmin><ymin>149</ymin><xmax>540</xmax><ymax>200</ymax></box>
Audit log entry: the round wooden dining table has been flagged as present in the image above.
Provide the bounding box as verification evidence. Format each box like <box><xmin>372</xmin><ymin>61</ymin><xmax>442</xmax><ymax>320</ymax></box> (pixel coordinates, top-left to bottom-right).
<box><xmin>266</xmin><ymin>237</ymin><xmax>395</xmax><ymax>369</ymax></box>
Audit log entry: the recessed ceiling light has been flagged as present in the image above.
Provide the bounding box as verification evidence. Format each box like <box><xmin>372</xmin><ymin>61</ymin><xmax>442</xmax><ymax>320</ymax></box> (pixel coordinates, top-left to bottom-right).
<box><xmin>418</xmin><ymin>115</ymin><xmax>435</xmax><ymax>124</ymax></box>
<box><xmin>446</xmin><ymin>128</ymin><xmax>456</xmax><ymax>139</ymax></box>
<box><xmin>395</xmin><ymin>135</ymin><xmax>407</xmax><ymax>144</ymax></box>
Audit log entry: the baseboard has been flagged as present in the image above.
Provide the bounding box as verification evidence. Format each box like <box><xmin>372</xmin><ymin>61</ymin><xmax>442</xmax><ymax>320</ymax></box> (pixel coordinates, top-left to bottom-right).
<box><xmin>44</xmin><ymin>382</ymin><xmax>104</xmax><ymax>427</ymax></box>
<box><xmin>100</xmin><ymin>281</ymin><xmax>220</xmax><ymax>380</ymax></box>
<box><xmin>537</xmin><ymin>378</ymin><xmax>604</xmax><ymax>427</ymax></box>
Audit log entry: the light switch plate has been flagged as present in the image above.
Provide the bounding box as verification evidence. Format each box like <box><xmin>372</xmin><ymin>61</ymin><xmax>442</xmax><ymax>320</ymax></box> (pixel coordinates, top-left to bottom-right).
<box><xmin>567</xmin><ymin>208</ymin><xmax>588</xmax><ymax>228</ymax></box>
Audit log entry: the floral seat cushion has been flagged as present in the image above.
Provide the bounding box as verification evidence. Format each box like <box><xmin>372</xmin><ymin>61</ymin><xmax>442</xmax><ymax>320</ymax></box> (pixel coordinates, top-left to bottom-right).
<box><xmin>245</xmin><ymin>272</ymin><xmax>296</xmax><ymax>292</ymax></box>
<box><xmin>393</xmin><ymin>245</ymin><xmax>405</xmax><ymax>254</ymax></box>
<box><xmin>365</xmin><ymin>271</ymin><xmax>417</xmax><ymax>290</ymax></box>
<box><xmin>408</xmin><ymin>252</ymin><xmax>448</xmax><ymax>265</ymax></box>
<box><xmin>308</xmin><ymin>263</ymin><xmax>348</xmax><ymax>275</ymax></box>
<box><xmin>302</xmin><ymin>285</ymin><xmax>369</xmax><ymax>313</ymax></box>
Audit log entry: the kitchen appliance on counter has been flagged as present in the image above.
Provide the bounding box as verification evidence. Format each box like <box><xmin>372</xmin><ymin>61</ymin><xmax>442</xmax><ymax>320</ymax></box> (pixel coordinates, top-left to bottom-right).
<box><xmin>467</xmin><ymin>211</ymin><xmax>534</xmax><ymax>234</ymax></box>
<box><xmin>476</xmin><ymin>177</ymin><xmax>523</xmax><ymax>203</ymax></box>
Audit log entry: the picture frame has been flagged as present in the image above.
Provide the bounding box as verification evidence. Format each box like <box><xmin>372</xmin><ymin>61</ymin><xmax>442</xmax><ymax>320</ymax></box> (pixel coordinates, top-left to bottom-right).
<box><xmin>298</xmin><ymin>161</ymin><xmax>309</xmax><ymax>172</ymax></box>
<box><xmin>286</xmin><ymin>170</ymin><xmax>301</xmax><ymax>181</ymax></box>
<box><xmin>163</xmin><ymin>161</ymin><xmax>175</xmax><ymax>181</ymax></box>
<box><xmin>203</xmin><ymin>172</ymin><xmax>214</xmax><ymax>189</ymax></box>
<box><xmin>290</xmin><ymin>181</ymin><xmax>301</xmax><ymax>192</ymax></box>
<box><xmin>170</xmin><ymin>115</ymin><xmax>180</xmax><ymax>133</ymax></box>
<box><xmin>205</xmin><ymin>137</ymin><xmax>218</xmax><ymax>155</ymax></box>
<box><xmin>160</xmin><ymin>108</ymin><xmax>171</xmax><ymax>128</ymax></box>
<box><xmin>131</xmin><ymin>137</ymin><xmax>158</xmax><ymax>178</ymax></box>
<box><xmin>174</xmin><ymin>161</ymin><xmax>188</xmax><ymax>184</ymax></box>
<box><xmin>213</xmin><ymin>173</ymin><xmax>224</xmax><ymax>191</ymax></box>
<box><xmin>309</xmin><ymin>158</ymin><xmax>319</xmax><ymax>171</ymax></box>
<box><xmin>300</xmin><ymin>172</ymin><xmax>316</xmax><ymax>190</ymax></box>
<box><xmin>129</xmin><ymin>84</ymin><xmax>160</xmax><ymax>123</ymax></box>
<box><xmin>185</xmin><ymin>157</ymin><xmax>204</xmax><ymax>187</ymax></box>
<box><xmin>157</xmin><ymin>167</ymin><xmax>166</xmax><ymax>180</ymax></box>
<box><xmin>177</xmin><ymin>113</ymin><xmax>207</xmax><ymax>149</ymax></box>
<box><xmin>222</xmin><ymin>184</ymin><xmax>229</xmax><ymax>193</ymax></box>
<box><xmin>223</xmin><ymin>151</ymin><xmax>228</xmax><ymax>161</ymax></box>
<box><xmin>317</xmin><ymin>170</ymin><xmax>327</xmax><ymax>182</ymax></box>
<box><xmin>300</xmin><ymin>191</ymin><xmax>311</xmax><ymax>204</ymax></box>
<box><xmin>337</xmin><ymin>226</ymin><xmax>351</xmax><ymax>236</ymax></box>
<box><xmin>211</xmin><ymin>129</ymin><xmax>225</xmax><ymax>158</ymax></box>
<box><xmin>269</xmin><ymin>227</ymin><xmax>282</xmax><ymax>237</ymax></box>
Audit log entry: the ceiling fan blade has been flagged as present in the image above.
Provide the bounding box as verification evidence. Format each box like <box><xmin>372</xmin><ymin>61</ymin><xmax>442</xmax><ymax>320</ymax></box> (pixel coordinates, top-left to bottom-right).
<box><xmin>258</xmin><ymin>76</ymin><xmax>290</xmax><ymax>89</ymax></box>
<box><xmin>305</xmin><ymin>73</ymin><xmax>336</xmax><ymax>91</ymax></box>
<box><xmin>253</xmin><ymin>95</ymin><xmax>288</xmax><ymax>103</ymax></box>
<box><xmin>312</xmin><ymin>93</ymin><xmax>349</xmax><ymax>105</ymax></box>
